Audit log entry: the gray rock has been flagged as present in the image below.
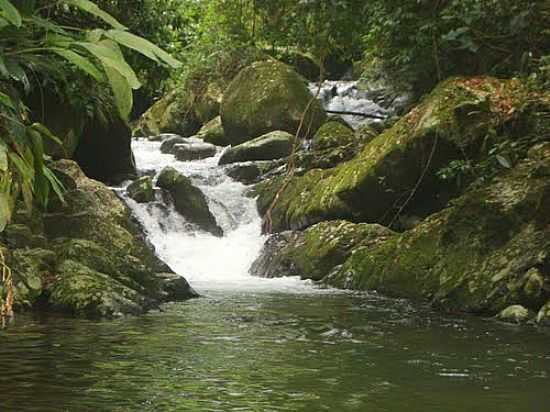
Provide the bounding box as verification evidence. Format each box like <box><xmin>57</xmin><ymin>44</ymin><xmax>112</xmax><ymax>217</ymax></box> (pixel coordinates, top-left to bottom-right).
<box><xmin>160</xmin><ymin>136</ymin><xmax>191</xmax><ymax>154</ymax></box>
<box><xmin>174</xmin><ymin>142</ymin><xmax>217</xmax><ymax>161</ymax></box>
<box><xmin>497</xmin><ymin>305</ymin><xmax>531</xmax><ymax>324</ymax></box>
<box><xmin>157</xmin><ymin>167</ymin><xmax>223</xmax><ymax>236</ymax></box>
<box><xmin>219</xmin><ymin>131</ymin><xmax>293</xmax><ymax>165</ymax></box>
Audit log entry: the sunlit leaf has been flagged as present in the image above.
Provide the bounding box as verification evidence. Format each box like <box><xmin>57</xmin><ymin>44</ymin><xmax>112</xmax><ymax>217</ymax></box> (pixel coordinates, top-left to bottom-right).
<box><xmin>0</xmin><ymin>0</ymin><xmax>22</xmax><ymax>28</ymax></box>
<box><xmin>64</xmin><ymin>0</ymin><xmax>126</xmax><ymax>30</ymax></box>
<box><xmin>51</xmin><ymin>47</ymin><xmax>104</xmax><ymax>82</ymax></box>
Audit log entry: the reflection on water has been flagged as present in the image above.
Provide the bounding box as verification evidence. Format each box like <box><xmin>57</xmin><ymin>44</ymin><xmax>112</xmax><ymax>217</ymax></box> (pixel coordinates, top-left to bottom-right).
<box><xmin>1</xmin><ymin>291</ymin><xmax>549</xmax><ymax>411</ymax></box>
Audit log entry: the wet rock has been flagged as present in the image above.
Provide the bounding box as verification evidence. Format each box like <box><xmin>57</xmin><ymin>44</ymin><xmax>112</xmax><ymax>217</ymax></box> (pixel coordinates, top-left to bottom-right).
<box><xmin>219</xmin><ymin>131</ymin><xmax>293</xmax><ymax>165</ymax></box>
<box><xmin>157</xmin><ymin>167</ymin><xmax>223</xmax><ymax>236</ymax></box>
<box><xmin>312</xmin><ymin>120</ymin><xmax>356</xmax><ymax>151</ymax></box>
<box><xmin>221</xmin><ymin>60</ymin><xmax>326</xmax><ymax>145</ymax></box>
<box><xmin>147</xmin><ymin>133</ymin><xmax>184</xmax><ymax>142</ymax></box>
<box><xmin>197</xmin><ymin>116</ymin><xmax>228</xmax><ymax>146</ymax></box>
<box><xmin>536</xmin><ymin>301</ymin><xmax>550</xmax><ymax>326</ymax></box>
<box><xmin>127</xmin><ymin>176</ymin><xmax>155</xmax><ymax>203</ymax></box>
<box><xmin>174</xmin><ymin>142</ymin><xmax>217</xmax><ymax>162</ymax></box>
<box><xmin>160</xmin><ymin>136</ymin><xmax>190</xmax><ymax>154</ymax></box>
<box><xmin>250</xmin><ymin>220</ymin><xmax>393</xmax><ymax>281</ymax></box>
<box><xmin>227</xmin><ymin>161</ymin><xmax>284</xmax><ymax>185</ymax></box>
<box><xmin>11</xmin><ymin>248</ymin><xmax>57</xmax><ymax>308</ymax></box>
<box><xmin>497</xmin><ymin>305</ymin><xmax>531</xmax><ymax>324</ymax></box>
<box><xmin>255</xmin><ymin>77</ymin><xmax>527</xmax><ymax>232</ymax></box>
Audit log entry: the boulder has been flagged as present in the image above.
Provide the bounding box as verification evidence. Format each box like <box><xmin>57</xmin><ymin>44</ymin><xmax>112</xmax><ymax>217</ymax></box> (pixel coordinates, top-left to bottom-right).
<box><xmin>312</xmin><ymin>120</ymin><xmax>356</xmax><ymax>151</ymax></box>
<box><xmin>536</xmin><ymin>301</ymin><xmax>550</xmax><ymax>326</ymax></box>
<box><xmin>160</xmin><ymin>136</ymin><xmax>190</xmax><ymax>154</ymax></box>
<box><xmin>250</xmin><ymin>221</ymin><xmax>393</xmax><ymax>281</ymax></box>
<box><xmin>221</xmin><ymin>60</ymin><xmax>326</xmax><ymax>145</ymax></box>
<box><xmin>255</xmin><ymin>77</ymin><xmax>527</xmax><ymax>232</ymax></box>
<box><xmin>219</xmin><ymin>131</ymin><xmax>293</xmax><ymax>165</ymax></box>
<box><xmin>133</xmin><ymin>89</ymin><xmax>201</xmax><ymax>138</ymax></box>
<box><xmin>197</xmin><ymin>116</ymin><xmax>228</xmax><ymax>146</ymax></box>
<box><xmin>497</xmin><ymin>305</ymin><xmax>531</xmax><ymax>324</ymax></box>
<box><xmin>157</xmin><ymin>167</ymin><xmax>223</xmax><ymax>236</ymax></box>
<box><xmin>325</xmin><ymin>144</ymin><xmax>550</xmax><ymax>315</ymax></box>
<box><xmin>127</xmin><ymin>176</ymin><xmax>155</xmax><ymax>203</ymax></box>
<box><xmin>226</xmin><ymin>161</ymin><xmax>282</xmax><ymax>185</ymax></box>
<box><xmin>174</xmin><ymin>142</ymin><xmax>217</xmax><ymax>162</ymax></box>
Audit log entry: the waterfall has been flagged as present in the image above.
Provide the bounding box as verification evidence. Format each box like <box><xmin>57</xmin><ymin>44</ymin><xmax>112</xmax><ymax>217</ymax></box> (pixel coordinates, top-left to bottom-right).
<box><xmin>120</xmin><ymin>139</ymin><xmax>319</xmax><ymax>294</ymax></box>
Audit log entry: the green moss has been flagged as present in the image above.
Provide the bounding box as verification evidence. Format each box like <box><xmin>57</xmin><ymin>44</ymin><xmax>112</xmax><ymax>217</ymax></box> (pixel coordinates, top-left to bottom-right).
<box><xmin>312</xmin><ymin>121</ymin><xmax>355</xmax><ymax>151</ymax></box>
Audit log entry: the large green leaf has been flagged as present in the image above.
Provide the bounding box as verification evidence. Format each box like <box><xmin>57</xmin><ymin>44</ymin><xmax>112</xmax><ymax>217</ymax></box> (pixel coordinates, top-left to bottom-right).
<box><xmin>0</xmin><ymin>0</ymin><xmax>21</xmax><ymax>28</ymax></box>
<box><xmin>0</xmin><ymin>140</ymin><xmax>8</xmax><ymax>172</ymax></box>
<box><xmin>104</xmin><ymin>65</ymin><xmax>133</xmax><ymax>120</ymax></box>
<box><xmin>0</xmin><ymin>91</ymin><xmax>14</xmax><ymax>109</ymax></box>
<box><xmin>51</xmin><ymin>47</ymin><xmax>104</xmax><ymax>82</ymax></box>
<box><xmin>76</xmin><ymin>41</ymin><xmax>141</xmax><ymax>89</ymax></box>
<box><xmin>64</xmin><ymin>0</ymin><xmax>126</xmax><ymax>30</ymax></box>
<box><xmin>105</xmin><ymin>29</ymin><xmax>182</xmax><ymax>68</ymax></box>
<box><xmin>0</xmin><ymin>55</ymin><xmax>9</xmax><ymax>78</ymax></box>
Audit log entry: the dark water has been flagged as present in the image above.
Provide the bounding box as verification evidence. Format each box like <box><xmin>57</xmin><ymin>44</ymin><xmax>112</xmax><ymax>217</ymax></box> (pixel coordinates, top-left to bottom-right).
<box><xmin>1</xmin><ymin>290</ymin><xmax>549</xmax><ymax>412</ymax></box>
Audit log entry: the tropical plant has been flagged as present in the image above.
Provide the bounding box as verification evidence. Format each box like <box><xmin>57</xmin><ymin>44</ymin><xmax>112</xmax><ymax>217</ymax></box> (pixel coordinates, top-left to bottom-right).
<box><xmin>0</xmin><ymin>0</ymin><xmax>181</xmax><ymax>232</ymax></box>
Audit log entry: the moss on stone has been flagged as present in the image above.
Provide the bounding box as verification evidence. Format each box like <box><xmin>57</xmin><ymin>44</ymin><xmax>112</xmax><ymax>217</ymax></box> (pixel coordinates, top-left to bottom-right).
<box><xmin>312</xmin><ymin>120</ymin><xmax>356</xmax><ymax>151</ymax></box>
<box><xmin>219</xmin><ymin>131</ymin><xmax>293</xmax><ymax>165</ymax></box>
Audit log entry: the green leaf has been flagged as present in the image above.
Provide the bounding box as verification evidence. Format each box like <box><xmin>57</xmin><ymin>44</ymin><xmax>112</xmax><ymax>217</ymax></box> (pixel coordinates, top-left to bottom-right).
<box><xmin>0</xmin><ymin>91</ymin><xmax>14</xmax><ymax>109</ymax></box>
<box><xmin>30</xmin><ymin>123</ymin><xmax>64</xmax><ymax>148</ymax></box>
<box><xmin>76</xmin><ymin>41</ymin><xmax>141</xmax><ymax>89</ymax></box>
<box><xmin>64</xmin><ymin>0</ymin><xmax>126</xmax><ymax>30</ymax></box>
<box><xmin>0</xmin><ymin>55</ymin><xmax>9</xmax><ymax>78</ymax></box>
<box><xmin>0</xmin><ymin>0</ymin><xmax>22</xmax><ymax>28</ymax></box>
<box><xmin>105</xmin><ymin>29</ymin><xmax>182</xmax><ymax>68</ymax></box>
<box><xmin>0</xmin><ymin>140</ymin><xmax>8</xmax><ymax>172</ymax></box>
<box><xmin>43</xmin><ymin>165</ymin><xmax>65</xmax><ymax>204</ymax></box>
<box><xmin>0</xmin><ymin>191</ymin><xmax>11</xmax><ymax>232</ymax></box>
<box><xmin>496</xmin><ymin>154</ymin><xmax>512</xmax><ymax>169</ymax></box>
<box><xmin>51</xmin><ymin>47</ymin><xmax>104</xmax><ymax>82</ymax></box>
<box><xmin>104</xmin><ymin>65</ymin><xmax>132</xmax><ymax>120</ymax></box>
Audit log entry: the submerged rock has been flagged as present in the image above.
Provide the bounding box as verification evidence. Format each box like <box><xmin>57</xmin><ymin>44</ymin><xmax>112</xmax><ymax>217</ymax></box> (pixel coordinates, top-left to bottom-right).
<box><xmin>221</xmin><ymin>60</ymin><xmax>326</xmax><ymax>145</ymax></box>
<box><xmin>219</xmin><ymin>131</ymin><xmax>293</xmax><ymax>165</ymax></box>
<box><xmin>127</xmin><ymin>176</ymin><xmax>155</xmax><ymax>203</ymax></box>
<box><xmin>250</xmin><ymin>220</ymin><xmax>393</xmax><ymax>281</ymax></box>
<box><xmin>157</xmin><ymin>167</ymin><xmax>223</xmax><ymax>236</ymax></box>
<box><xmin>174</xmin><ymin>142</ymin><xmax>217</xmax><ymax>162</ymax></box>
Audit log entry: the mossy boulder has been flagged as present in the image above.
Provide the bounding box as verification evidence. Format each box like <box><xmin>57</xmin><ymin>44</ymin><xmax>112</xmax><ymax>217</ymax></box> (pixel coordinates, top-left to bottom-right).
<box><xmin>255</xmin><ymin>77</ymin><xmax>527</xmax><ymax>232</ymax></box>
<box><xmin>133</xmin><ymin>89</ymin><xmax>202</xmax><ymax>138</ymax></box>
<box><xmin>312</xmin><ymin>120</ymin><xmax>356</xmax><ymax>151</ymax></box>
<box><xmin>11</xmin><ymin>248</ymin><xmax>56</xmax><ymax>308</ymax></box>
<box><xmin>250</xmin><ymin>220</ymin><xmax>393</xmax><ymax>281</ymax></box>
<box><xmin>536</xmin><ymin>301</ymin><xmax>550</xmax><ymax>326</ymax></box>
<box><xmin>497</xmin><ymin>305</ymin><xmax>531</xmax><ymax>324</ymax></box>
<box><xmin>160</xmin><ymin>136</ymin><xmax>191</xmax><ymax>154</ymax></box>
<box><xmin>219</xmin><ymin>131</ymin><xmax>293</xmax><ymax>165</ymax></box>
<box><xmin>221</xmin><ymin>60</ymin><xmax>326</xmax><ymax>145</ymax></box>
<box><xmin>197</xmin><ymin>116</ymin><xmax>228</xmax><ymax>146</ymax></box>
<box><xmin>226</xmin><ymin>161</ymin><xmax>281</xmax><ymax>185</ymax></box>
<box><xmin>157</xmin><ymin>167</ymin><xmax>223</xmax><ymax>236</ymax></box>
<box><xmin>325</xmin><ymin>146</ymin><xmax>550</xmax><ymax>316</ymax></box>
<box><xmin>127</xmin><ymin>176</ymin><xmax>155</xmax><ymax>203</ymax></box>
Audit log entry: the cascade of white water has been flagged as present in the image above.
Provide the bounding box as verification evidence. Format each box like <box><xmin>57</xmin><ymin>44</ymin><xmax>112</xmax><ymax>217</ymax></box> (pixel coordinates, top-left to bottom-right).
<box><xmin>120</xmin><ymin>139</ymin><xmax>324</xmax><ymax>294</ymax></box>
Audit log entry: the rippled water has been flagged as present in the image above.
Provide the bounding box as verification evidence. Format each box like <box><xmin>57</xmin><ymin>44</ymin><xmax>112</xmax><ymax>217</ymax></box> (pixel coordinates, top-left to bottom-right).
<box><xmin>1</xmin><ymin>140</ymin><xmax>549</xmax><ymax>411</ymax></box>
<box><xmin>1</xmin><ymin>292</ymin><xmax>550</xmax><ymax>411</ymax></box>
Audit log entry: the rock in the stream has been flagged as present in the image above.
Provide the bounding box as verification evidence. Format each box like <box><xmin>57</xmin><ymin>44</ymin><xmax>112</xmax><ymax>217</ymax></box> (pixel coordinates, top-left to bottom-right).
<box><xmin>221</xmin><ymin>60</ymin><xmax>326</xmax><ymax>145</ymax></box>
<box><xmin>197</xmin><ymin>116</ymin><xmax>228</xmax><ymax>146</ymax></box>
<box><xmin>325</xmin><ymin>142</ymin><xmax>550</xmax><ymax>315</ymax></box>
<box><xmin>160</xmin><ymin>136</ymin><xmax>191</xmax><ymax>154</ymax></box>
<box><xmin>250</xmin><ymin>220</ymin><xmax>393</xmax><ymax>281</ymax></box>
<box><xmin>157</xmin><ymin>166</ymin><xmax>223</xmax><ymax>236</ymax></box>
<box><xmin>226</xmin><ymin>161</ymin><xmax>282</xmax><ymax>185</ymax></box>
<box><xmin>219</xmin><ymin>131</ymin><xmax>293</xmax><ymax>165</ymax></box>
<box><xmin>497</xmin><ymin>305</ymin><xmax>531</xmax><ymax>324</ymax></box>
<box><xmin>536</xmin><ymin>301</ymin><xmax>550</xmax><ymax>326</ymax></box>
<box><xmin>127</xmin><ymin>176</ymin><xmax>155</xmax><ymax>203</ymax></box>
<box><xmin>174</xmin><ymin>142</ymin><xmax>217</xmax><ymax>161</ymax></box>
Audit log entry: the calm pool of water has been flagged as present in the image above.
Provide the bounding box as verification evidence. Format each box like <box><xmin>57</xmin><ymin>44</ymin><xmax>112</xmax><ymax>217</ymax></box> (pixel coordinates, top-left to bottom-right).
<box><xmin>1</xmin><ymin>290</ymin><xmax>549</xmax><ymax>411</ymax></box>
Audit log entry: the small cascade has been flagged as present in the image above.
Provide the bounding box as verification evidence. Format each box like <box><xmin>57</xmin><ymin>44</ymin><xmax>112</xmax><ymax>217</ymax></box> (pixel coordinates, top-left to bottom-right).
<box><xmin>120</xmin><ymin>139</ymin><xmax>321</xmax><ymax>294</ymax></box>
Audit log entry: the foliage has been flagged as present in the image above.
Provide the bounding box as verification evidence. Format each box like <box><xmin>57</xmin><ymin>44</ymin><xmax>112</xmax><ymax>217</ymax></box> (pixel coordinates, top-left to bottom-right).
<box><xmin>0</xmin><ymin>0</ymin><xmax>180</xmax><ymax>232</ymax></box>
<box><xmin>362</xmin><ymin>0</ymin><xmax>550</xmax><ymax>93</ymax></box>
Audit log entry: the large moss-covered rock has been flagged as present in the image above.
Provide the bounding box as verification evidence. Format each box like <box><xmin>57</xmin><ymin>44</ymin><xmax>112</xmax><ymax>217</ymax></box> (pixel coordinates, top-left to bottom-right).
<box><xmin>256</xmin><ymin>77</ymin><xmax>527</xmax><ymax>232</ymax></box>
<box><xmin>174</xmin><ymin>142</ymin><xmax>217</xmax><ymax>161</ymax></box>
<box><xmin>219</xmin><ymin>131</ymin><xmax>293</xmax><ymax>165</ymax></box>
<box><xmin>133</xmin><ymin>89</ymin><xmax>202</xmax><ymax>138</ymax></box>
<box><xmin>157</xmin><ymin>167</ymin><xmax>223</xmax><ymax>236</ymax></box>
<box><xmin>325</xmin><ymin>144</ymin><xmax>550</xmax><ymax>315</ymax></box>
<box><xmin>250</xmin><ymin>221</ymin><xmax>393</xmax><ymax>281</ymax></box>
<box><xmin>221</xmin><ymin>60</ymin><xmax>326</xmax><ymax>145</ymax></box>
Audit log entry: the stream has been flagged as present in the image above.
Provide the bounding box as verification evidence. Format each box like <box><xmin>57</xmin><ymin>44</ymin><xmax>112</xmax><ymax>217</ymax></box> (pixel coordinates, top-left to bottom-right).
<box><xmin>1</xmin><ymin>86</ymin><xmax>550</xmax><ymax>411</ymax></box>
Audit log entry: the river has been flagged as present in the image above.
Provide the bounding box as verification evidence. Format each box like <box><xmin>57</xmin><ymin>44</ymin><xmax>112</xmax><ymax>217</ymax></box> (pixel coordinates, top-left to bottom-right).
<box><xmin>1</xmin><ymin>93</ymin><xmax>550</xmax><ymax>411</ymax></box>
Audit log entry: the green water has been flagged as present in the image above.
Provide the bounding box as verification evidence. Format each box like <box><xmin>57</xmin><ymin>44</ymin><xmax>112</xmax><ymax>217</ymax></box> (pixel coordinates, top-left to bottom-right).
<box><xmin>0</xmin><ymin>290</ymin><xmax>549</xmax><ymax>411</ymax></box>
